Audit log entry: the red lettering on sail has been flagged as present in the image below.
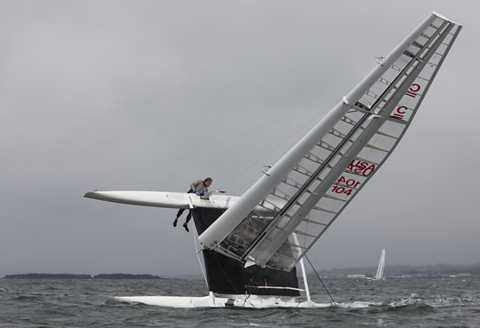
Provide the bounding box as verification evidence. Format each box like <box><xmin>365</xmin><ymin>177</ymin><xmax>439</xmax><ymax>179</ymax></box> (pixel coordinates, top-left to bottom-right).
<box><xmin>391</xmin><ymin>105</ymin><xmax>408</xmax><ymax>120</ymax></box>
<box><xmin>335</xmin><ymin>175</ymin><xmax>361</xmax><ymax>188</ymax></box>
<box><xmin>346</xmin><ymin>159</ymin><xmax>377</xmax><ymax>176</ymax></box>
<box><xmin>406</xmin><ymin>83</ymin><xmax>421</xmax><ymax>98</ymax></box>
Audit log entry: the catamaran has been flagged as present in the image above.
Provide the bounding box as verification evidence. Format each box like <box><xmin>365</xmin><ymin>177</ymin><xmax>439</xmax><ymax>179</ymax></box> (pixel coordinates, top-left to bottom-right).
<box><xmin>85</xmin><ymin>13</ymin><xmax>461</xmax><ymax>308</ymax></box>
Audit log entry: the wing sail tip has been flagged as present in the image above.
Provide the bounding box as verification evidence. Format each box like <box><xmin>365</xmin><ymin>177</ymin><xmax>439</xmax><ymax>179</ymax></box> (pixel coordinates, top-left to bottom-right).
<box><xmin>84</xmin><ymin>191</ymin><xmax>100</xmax><ymax>199</ymax></box>
<box><xmin>432</xmin><ymin>11</ymin><xmax>462</xmax><ymax>27</ymax></box>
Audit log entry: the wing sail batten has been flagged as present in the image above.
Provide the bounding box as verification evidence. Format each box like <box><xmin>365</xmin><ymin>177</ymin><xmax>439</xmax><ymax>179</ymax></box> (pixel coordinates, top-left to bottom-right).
<box><xmin>198</xmin><ymin>13</ymin><xmax>461</xmax><ymax>271</ymax></box>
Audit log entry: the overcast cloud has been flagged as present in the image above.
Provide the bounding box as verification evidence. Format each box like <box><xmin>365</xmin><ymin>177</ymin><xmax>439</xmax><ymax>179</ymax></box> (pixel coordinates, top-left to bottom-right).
<box><xmin>0</xmin><ymin>0</ymin><xmax>478</xmax><ymax>276</ymax></box>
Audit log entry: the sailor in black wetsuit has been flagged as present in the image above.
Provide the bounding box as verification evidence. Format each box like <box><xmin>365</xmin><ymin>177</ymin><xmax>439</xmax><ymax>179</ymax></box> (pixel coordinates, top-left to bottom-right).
<box><xmin>173</xmin><ymin>177</ymin><xmax>213</xmax><ymax>232</ymax></box>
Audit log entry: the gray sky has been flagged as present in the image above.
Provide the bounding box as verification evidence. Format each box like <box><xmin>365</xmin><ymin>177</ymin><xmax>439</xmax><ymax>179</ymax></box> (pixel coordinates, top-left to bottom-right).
<box><xmin>0</xmin><ymin>0</ymin><xmax>478</xmax><ymax>276</ymax></box>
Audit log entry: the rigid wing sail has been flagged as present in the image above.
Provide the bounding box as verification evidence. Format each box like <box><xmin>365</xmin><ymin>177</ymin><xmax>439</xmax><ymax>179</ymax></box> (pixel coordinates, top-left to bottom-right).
<box><xmin>198</xmin><ymin>13</ymin><xmax>462</xmax><ymax>271</ymax></box>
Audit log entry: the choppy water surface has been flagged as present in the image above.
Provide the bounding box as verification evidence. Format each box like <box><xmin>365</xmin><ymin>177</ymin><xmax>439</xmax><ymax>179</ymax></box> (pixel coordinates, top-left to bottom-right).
<box><xmin>0</xmin><ymin>275</ymin><xmax>479</xmax><ymax>327</ymax></box>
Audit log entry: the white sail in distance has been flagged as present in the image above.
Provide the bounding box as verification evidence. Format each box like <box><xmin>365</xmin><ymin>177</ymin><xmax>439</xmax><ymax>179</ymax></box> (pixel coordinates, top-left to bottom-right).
<box><xmin>375</xmin><ymin>249</ymin><xmax>386</xmax><ymax>280</ymax></box>
<box><xmin>199</xmin><ymin>13</ymin><xmax>461</xmax><ymax>271</ymax></box>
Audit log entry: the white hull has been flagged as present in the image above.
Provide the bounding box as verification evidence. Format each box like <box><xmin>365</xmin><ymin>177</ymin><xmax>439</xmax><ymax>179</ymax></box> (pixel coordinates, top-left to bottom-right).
<box><xmin>115</xmin><ymin>295</ymin><xmax>325</xmax><ymax>308</ymax></box>
<box><xmin>115</xmin><ymin>294</ymin><xmax>374</xmax><ymax>309</ymax></box>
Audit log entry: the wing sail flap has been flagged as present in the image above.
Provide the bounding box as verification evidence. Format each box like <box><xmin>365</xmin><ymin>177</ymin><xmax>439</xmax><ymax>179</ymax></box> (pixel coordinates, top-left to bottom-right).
<box><xmin>252</xmin><ymin>18</ymin><xmax>461</xmax><ymax>270</ymax></box>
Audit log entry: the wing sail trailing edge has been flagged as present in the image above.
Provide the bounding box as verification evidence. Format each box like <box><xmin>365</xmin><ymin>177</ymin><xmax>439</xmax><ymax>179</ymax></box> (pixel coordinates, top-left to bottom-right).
<box><xmin>198</xmin><ymin>13</ymin><xmax>461</xmax><ymax>271</ymax></box>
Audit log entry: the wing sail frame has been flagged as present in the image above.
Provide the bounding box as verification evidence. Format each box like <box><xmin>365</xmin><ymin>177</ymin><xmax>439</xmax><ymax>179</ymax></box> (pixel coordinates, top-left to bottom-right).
<box><xmin>198</xmin><ymin>13</ymin><xmax>462</xmax><ymax>271</ymax></box>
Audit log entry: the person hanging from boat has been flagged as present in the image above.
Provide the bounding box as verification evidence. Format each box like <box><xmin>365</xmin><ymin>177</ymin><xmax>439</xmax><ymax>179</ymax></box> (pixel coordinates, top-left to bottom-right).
<box><xmin>173</xmin><ymin>177</ymin><xmax>213</xmax><ymax>232</ymax></box>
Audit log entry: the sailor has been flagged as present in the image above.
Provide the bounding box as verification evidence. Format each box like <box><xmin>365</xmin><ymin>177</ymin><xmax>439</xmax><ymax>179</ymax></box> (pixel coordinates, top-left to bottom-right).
<box><xmin>173</xmin><ymin>177</ymin><xmax>213</xmax><ymax>232</ymax></box>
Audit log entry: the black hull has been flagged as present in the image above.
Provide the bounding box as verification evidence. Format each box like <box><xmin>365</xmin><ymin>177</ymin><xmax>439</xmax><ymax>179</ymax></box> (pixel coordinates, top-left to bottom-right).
<box><xmin>191</xmin><ymin>208</ymin><xmax>300</xmax><ymax>297</ymax></box>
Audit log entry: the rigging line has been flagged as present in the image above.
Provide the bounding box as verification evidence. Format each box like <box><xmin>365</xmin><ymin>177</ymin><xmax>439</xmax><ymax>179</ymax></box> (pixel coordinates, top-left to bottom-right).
<box><xmin>304</xmin><ymin>255</ymin><xmax>336</xmax><ymax>305</ymax></box>
<box><xmin>242</xmin><ymin>291</ymin><xmax>255</xmax><ymax>308</ymax></box>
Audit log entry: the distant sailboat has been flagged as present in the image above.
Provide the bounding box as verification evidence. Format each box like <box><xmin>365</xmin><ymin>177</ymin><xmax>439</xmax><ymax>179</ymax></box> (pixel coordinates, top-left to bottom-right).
<box><xmin>374</xmin><ymin>249</ymin><xmax>386</xmax><ymax>280</ymax></box>
<box><xmin>347</xmin><ymin>248</ymin><xmax>386</xmax><ymax>280</ymax></box>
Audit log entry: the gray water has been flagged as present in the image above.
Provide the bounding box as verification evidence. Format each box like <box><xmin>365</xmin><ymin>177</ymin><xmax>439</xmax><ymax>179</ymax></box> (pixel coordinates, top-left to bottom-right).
<box><xmin>0</xmin><ymin>275</ymin><xmax>479</xmax><ymax>327</ymax></box>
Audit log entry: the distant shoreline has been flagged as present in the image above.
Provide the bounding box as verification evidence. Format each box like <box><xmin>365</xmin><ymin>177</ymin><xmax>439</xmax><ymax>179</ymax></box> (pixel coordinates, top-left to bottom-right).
<box><xmin>2</xmin><ymin>262</ymin><xmax>479</xmax><ymax>279</ymax></box>
<box><xmin>2</xmin><ymin>273</ymin><xmax>165</xmax><ymax>279</ymax></box>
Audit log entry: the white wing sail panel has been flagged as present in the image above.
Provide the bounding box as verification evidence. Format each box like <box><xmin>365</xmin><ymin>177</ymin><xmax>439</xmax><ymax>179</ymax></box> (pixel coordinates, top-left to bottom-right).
<box><xmin>198</xmin><ymin>13</ymin><xmax>461</xmax><ymax>270</ymax></box>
